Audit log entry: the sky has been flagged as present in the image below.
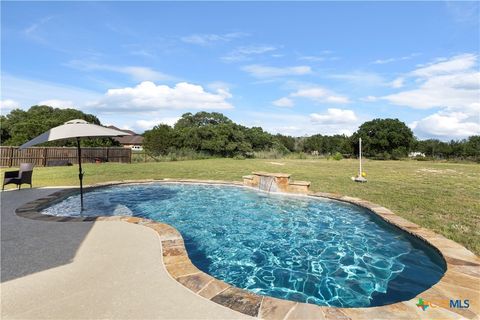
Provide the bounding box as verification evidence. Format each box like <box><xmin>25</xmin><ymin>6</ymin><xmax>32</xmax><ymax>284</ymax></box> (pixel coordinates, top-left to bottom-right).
<box><xmin>1</xmin><ymin>1</ymin><xmax>479</xmax><ymax>140</ymax></box>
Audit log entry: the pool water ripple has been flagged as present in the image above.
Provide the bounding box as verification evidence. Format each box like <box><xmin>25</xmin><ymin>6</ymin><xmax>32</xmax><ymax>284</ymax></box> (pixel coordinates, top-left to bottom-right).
<box><xmin>42</xmin><ymin>183</ymin><xmax>446</xmax><ymax>307</ymax></box>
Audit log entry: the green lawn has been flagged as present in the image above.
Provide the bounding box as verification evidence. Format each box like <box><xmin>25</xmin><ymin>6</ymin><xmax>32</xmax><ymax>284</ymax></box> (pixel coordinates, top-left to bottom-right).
<box><xmin>3</xmin><ymin>158</ymin><xmax>479</xmax><ymax>255</ymax></box>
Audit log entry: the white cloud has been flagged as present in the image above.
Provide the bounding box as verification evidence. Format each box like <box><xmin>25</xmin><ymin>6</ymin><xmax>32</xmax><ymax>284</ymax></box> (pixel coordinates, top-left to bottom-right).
<box><xmin>222</xmin><ymin>45</ymin><xmax>277</xmax><ymax>62</ymax></box>
<box><xmin>298</xmin><ymin>50</ymin><xmax>338</xmax><ymax>62</ymax></box>
<box><xmin>90</xmin><ymin>81</ymin><xmax>234</xmax><ymax>112</ymax></box>
<box><xmin>299</xmin><ymin>56</ymin><xmax>326</xmax><ymax>62</ymax></box>
<box><xmin>372</xmin><ymin>53</ymin><xmax>420</xmax><ymax>65</ymax></box>
<box><xmin>242</xmin><ymin>64</ymin><xmax>312</xmax><ymax>78</ymax></box>
<box><xmin>181</xmin><ymin>32</ymin><xmax>248</xmax><ymax>46</ymax></box>
<box><xmin>445</xmin><ymin>1</ymin><xmax>480</xmax><ymax>25</ymax></box>
<box><xmin>291</xmin><ymin>86</ymin><xmax>350</xmax><ymax>104</ymax></box>
<box><xmin>329</xmin><ymin>71</ymin><xmax>387</xmax><ymax>87</ymax></box>
<box><xmin>383</xmin><ymin>53</ymin><xmax>480</xmax><ymax>139</ymax></box>
<box><xmin>24</xmin><ymin>16</ymin><xmax>54</xmax><ymax>43</ymax></box>
<box><xmin>207</xmin><ymin>81</ymin><xmax>231</xmax><ymax>92</ymax></box>
<box><xmin>38</xmin><ymin>99</ymin><xmax>75</xmax><ymax>109</ymax></box>
<box><xmin>120</xmin><ymin>67</ymin><xmax>172</xmax><ymax>82</ymax></box>
<box><xmin>411</xmin><ymin>53</ymin><xmax>477</xmax><ymax>77</ymax></box>
<box><xmin>383</xmin><ymin>72</ymin><xmax>480</xmax><ymax>110</ymax></box>
<box><xmin>360</xmin><ymin>96</ymin><xmax>378</xmax><ymax>102</ymax></box>
<box><xmin>0</xmin><ymin>99</ymin><xmax>21</xmax><ymax>114</ymax></box>
<box><xmin>272</xmin><ymin>97</ymin><xmax>294</xmax><ymax>107</ymax></box>
<box><xmin>129</xmin><ymin>49</ymin><xmax>154</xmax><ymax>58</ymax></box>
<box><xmin>67</xmin><ymin>60</ymin><xmax>174</xmax><ymax>82</ymax></box>
<box><xmin>1</xmin><ymin>74</ymin><xmax>101</xmax><ymax>111</ymax></box>
<box><xmin>390</xmin><ymin>77</ymin><xmax>405</xmax><ymax>88</ymax></box>
<box><xmin>135</xmin><ymin>117</ymin><xmax>180</xmax><ymax>130</ymax></box>
<box><xmin>411</xmin><ymin>110</ymin><xmax>480</xmax><ymax>139</ymax></box>
<box><xmin>206</xmin><ymin>81</ymin><xmax>234</xmax><ymax>99</ymax></box>
<box><xmin>310</xmin><ymin>108</ymin><xmax>357</xmax><ymax>124</ymax></box>
<box><xmin>373</xmin><ymin>58</ymin><xmax>396</xmax><ymax>65</ymax></box>
<box><xmin>272</xmin><ymin>84</ymin><xmax>350</xmax><ymax>109</ymax></box>
<box><xmin>384</xmin><ymin>54</ymin><xmax>479</xmax><ymax>110</ymax></box>
<box><xmin>242</xmin><ymin>111</ymin><xmax>360</xmax><ymax>136</ymax></box>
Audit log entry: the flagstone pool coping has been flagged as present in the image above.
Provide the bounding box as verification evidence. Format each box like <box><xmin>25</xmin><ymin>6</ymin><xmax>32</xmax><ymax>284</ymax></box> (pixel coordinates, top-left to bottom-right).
<box><xmin>14</xmin><ymin>179</ymin><xmax>480</xmax><ymax>320</ymax></box>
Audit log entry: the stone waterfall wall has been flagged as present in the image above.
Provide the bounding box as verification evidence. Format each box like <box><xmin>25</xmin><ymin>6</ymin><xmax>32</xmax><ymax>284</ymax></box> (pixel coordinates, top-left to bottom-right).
<box><xmin>242</xmin><ymin>172</ymin><xmax>310</xmax><ymax>194</ymax></box>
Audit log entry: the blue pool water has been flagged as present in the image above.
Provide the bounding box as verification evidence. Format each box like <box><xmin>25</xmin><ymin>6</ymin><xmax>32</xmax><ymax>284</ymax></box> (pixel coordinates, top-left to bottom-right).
<box><xmin>42</xmin><ymin>183</ymin><xmax>445</xmax><ymax>307</ymax></box>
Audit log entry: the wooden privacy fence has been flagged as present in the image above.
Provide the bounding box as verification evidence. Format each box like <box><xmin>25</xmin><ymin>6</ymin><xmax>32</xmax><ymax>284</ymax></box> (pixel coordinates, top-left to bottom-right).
<box><xmin>0</xmin><ymin>147</ymin><xmax>132</xmax><ymax>167</ymax></box>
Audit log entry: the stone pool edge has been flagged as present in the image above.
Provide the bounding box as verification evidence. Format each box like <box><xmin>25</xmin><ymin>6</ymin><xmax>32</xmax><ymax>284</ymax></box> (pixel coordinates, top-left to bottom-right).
<box><xmin>14</xmin><ymin>179</ymin><xmax>480</xmax><ymax>320</ymax></box>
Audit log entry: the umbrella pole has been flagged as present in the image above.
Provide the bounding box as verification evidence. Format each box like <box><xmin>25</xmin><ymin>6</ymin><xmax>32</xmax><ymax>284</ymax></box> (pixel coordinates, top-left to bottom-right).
<box><xmin>76</xmin><ymin>137</ymin><xmax>84</xmax><ymax>211</ymax></box>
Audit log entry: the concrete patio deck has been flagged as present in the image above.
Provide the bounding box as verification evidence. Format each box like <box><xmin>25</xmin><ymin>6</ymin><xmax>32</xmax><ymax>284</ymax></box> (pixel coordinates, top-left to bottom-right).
<box><xmin>1</xmin><ymin>188</ymin><xmax>250</xmax><ymax>319</ymax></box>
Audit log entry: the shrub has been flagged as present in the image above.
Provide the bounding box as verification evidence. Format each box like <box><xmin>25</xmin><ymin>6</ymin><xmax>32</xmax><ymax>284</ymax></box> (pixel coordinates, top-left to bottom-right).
<box><xmin>414</xmin><ymin>156</ymin><xmax>434</xmax><ymax>161</ymax></box>
<box><xmin>233</xmin><ymin>154</ymin><xmax>246</xmax><ymax>160</ymax></box>
<box><xmin>253</xmin><ymin>149</ymin><xmax>284</xmax><ymax>159</ymax></box>
<box><xmin>285</xmin><ymin>152</ymin><xmax>307</xmax><ymax>159</ymax></box>
<box><xmin>332</xmin><ymin>152</ymin><xmax>343</xmax><ymax>161</ymax></box>
<box><xmin>373</xmin><ymin>152</ymin><xmax>392</xmax><ymax>160</ymax></box>
<box><xmin>391</xmin><ymin>147</ymin><xmax>408</xmax><ymax>160</ymax></box>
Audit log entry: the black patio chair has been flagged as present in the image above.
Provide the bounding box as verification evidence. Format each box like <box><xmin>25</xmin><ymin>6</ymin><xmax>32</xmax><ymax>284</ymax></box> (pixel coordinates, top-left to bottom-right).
<box><xmin>2</xmin><ymin>163</ymin><xmax>34</xmax><ymax>191</ymax></box>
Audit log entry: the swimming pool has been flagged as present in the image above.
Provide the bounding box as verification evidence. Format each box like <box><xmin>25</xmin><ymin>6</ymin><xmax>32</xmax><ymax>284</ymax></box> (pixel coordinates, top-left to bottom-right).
<box><xmin>42</xmin><ymin>183</ymin><xmax>446</xmax><ymax>308</ymax></box>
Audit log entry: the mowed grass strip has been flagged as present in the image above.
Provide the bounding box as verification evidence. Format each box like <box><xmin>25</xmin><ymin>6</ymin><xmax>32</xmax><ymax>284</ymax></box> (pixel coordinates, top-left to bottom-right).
<box><xmin>2</xmin><ymin>158</ymin><xmax>479</xmax><ymax>255</ymax></box>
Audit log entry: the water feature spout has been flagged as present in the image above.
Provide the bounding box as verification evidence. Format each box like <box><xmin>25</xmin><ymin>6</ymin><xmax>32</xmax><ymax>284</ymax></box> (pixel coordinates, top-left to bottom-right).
<box><xmin>258</xmin><ymin>175</ymin><xmax>277</xmax><ymax>192</ymax></box>
<box><xmin>243</xmin><ymin>172</ymin><xmax>310</xmax><ymax>194</ymax></box>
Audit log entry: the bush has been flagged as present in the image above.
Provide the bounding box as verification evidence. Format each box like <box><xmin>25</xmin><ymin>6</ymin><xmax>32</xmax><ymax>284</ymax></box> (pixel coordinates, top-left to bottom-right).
<box><xmin>254</xmin><ymin>143</ymin><xmax>291</xmax><ymax>159</ymax></box>
<box><xmin>414</xmin><ymin>156</ymin><xmax>434</xmax><ymax>161</ymax></box>
<box><xmin>373</xmin><ymin>152</ymin><xmax>392</xmax><ymax>160</ymax></box>
<box><xmin>285</xmin><ymin>152</ymin><xmax>307</xmax><ymax>159</ymax></box>
<box><xmin>233</xmin><ymin>154</ymin><xmax>246</xmax><ymax>160</ymax></box>
<box><xmin>332</xmin><ymin>152</ymin><xmax>343</xmax><ymax>161</ymax></box>
<box><xmin>391</xmin><ymin>147</ymin><xmax>408</xmax><ymax>160</ymax></box>
<box><xmin>253</xmin><ymin>149</ymin><xmax>284</xmax><ymax>159</ymax></box>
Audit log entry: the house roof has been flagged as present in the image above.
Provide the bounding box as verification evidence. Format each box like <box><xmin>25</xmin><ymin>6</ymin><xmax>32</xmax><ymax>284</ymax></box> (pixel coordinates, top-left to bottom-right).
<box><xmin>107</xmin><ymin>125</ymin><xmax>144</xmax><ymax>145</ymax></box>
<box><xmin>115</xmin><ymin>135</ymin><xmax>144</xmax><ymax>145</ymax></box>
<box><xmin>107</xmin><ymin>125</ymin><xmax>137</xmax><ymax>135</ymax></box>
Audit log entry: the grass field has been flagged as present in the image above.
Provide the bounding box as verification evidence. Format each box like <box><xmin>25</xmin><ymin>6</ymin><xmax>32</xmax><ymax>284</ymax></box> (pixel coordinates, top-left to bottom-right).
<box><xmin>2</xmin><ymin>158</ymin><xmax>479</xmax><ymax>255</ymax></box>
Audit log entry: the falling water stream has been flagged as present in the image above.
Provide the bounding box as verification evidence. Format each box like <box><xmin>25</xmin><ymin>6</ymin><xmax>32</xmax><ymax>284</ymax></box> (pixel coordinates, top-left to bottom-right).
<box><xmin>258</xmin><ymin>176</ymin><xmax>278</xmax><ymax>192</ymax></box>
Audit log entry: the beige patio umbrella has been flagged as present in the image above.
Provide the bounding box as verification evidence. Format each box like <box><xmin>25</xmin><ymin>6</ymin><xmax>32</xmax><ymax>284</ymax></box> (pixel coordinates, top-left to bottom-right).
<box><xmin>19</xmin><ymin>119</ymin><xmax>130</xmax><ymax>211</ymax></box>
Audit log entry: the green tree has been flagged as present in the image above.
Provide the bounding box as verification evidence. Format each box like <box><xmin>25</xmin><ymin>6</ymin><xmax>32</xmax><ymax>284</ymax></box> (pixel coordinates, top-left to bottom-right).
<box><xmin>171</xmin><ymin>112</ymin><xmax>252</xmax><ymax>157</ymax></box>
<box><xmin>274</xmin><ymin>134</ymin><xmax>295</xmax><ymax>152</ymax></box>
<box><xmin>351</xmin><ymin>118</ymin><xmax>414</xmax><ymax>158</ymax></box>
<box><xmin>465</xmin><ymin>136</ymin><xmax>480</xmax><ymax>160</ymax></box>
<box><xmin>1</xmin><ymin>105</ymin><xmax>119</xmax><ymax>147</ymax></box>
<box><xmin>303</xmin><ymin>134</ymin><xmax>324</xmax><ymax>153</ymax></box>
<box><xmin>416</xmin><ymin>139</ymin><xmax>449</xmax><ymax>159</ymax></box>
<box><xmin>0</xmin><ymin>115</ymin><xmax>11</xmax><ymax>143</ymax></box>
<box><xmin>245</xmin><ymin>127</ymin><xmax>274</xmax><ymax>151</ymax></box>
<box><xmin>144</xmin><ymin>124</ymin><xmax>175</xmax><ymax>156</ymax></box>
<box><xmin>174</xmin><ymin>112</ymin><xmax>232</xmax><ymax>129</ymax></box>
<box><xmin>303</xmin><ymin>134</ymin><xmax>352</xmax><ymax>156</ymax></box>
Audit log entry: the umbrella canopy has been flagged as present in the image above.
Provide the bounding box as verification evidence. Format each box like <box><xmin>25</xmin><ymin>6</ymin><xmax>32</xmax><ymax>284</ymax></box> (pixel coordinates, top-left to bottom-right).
<box><xmin>19</xmin><ymin>119</ymin><xmax>129</xmax><ymax>149</ymax></box>
<box><xmin>19</xmin><ymin>119</ymin><xmax>130</xmax><ymax>211</ymax></box>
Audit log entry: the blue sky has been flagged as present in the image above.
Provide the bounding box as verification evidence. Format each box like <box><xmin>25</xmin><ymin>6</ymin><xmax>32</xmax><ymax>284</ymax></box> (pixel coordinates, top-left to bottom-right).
<box><xmin>1</xmin><ymin>1</ymin><xmax>479</xmax><ymax>140</ymax></box>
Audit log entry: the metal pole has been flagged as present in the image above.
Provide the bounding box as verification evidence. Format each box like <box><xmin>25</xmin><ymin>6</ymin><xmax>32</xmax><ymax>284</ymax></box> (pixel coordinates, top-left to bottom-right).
<box><xmin>359</xmin><ymin>138</ymin><xmax>362</xmax><ymax>177</ymax></box>
<box><xmin>76</xmin><ymin>138</ymin><xmax>84</xmax><ymax>211</ymax></box>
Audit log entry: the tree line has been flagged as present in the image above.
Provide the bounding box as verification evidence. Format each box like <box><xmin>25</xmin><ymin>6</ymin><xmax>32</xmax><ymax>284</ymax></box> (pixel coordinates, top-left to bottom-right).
<box><xmin>1</xmin><ymin>106</ymin><xmax>479</xmax><ymax>161</ymax></box>
<box><xmin>143</xmin><ymin>112</ymin><xmax>479</xmax><ymax>161</ymax></box>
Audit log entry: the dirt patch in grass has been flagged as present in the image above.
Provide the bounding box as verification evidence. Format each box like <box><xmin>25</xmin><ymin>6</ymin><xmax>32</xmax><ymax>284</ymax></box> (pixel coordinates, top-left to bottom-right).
<box><xmin>267</xmin><ymin>162</ymin><xmax>285</xmax><ymax>166</ymax></box>
<box><xmin>416</xmin><ymin>168</ymin><xmax>460</xmax><ymax>174</ymax></box>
